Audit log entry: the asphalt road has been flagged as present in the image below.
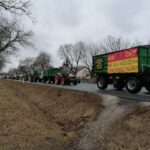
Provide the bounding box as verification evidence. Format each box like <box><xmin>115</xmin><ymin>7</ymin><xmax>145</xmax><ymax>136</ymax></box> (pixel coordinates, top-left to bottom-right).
<box><xmin>10</xmin><ymin>80</ymin><xmax>150</xmax><ymax>102</ymax></box>
<box><xmin>35</xmin><ymin>82</ymin><xmax>150</xmax><ymax>102</ymax></box>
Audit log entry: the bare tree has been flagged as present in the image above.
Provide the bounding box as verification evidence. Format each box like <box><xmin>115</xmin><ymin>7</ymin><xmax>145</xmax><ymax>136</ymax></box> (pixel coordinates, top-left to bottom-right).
<box><xmin>8</xmin><ymin>67</ymin><xmax>19</xmax><ymax>75</ymax></box>
<box><xmin>33</xmin><ymin>52</ymin><xmax>51</xmax><ymax>70</ymax></box>
<box><xmin>19</xmin><ymin>57</ymin><xmax>35</xmax><ymax>68</ymax></box>
<box><xmin>73</xmin><ymin>41</ymin><xmax>85</xmax><ymax>73</ymax></box>
<box><xmin>58</xmin><ymin>42</ymin><xmax>97</xmax><ymax>75</ymax></box>
<box><xmin>99</xmin><ymin>36</ymin><xmax>131</xmax><ymax>53</ymax></box>
<box><xmin>131</xmin><ymin>39</ymin><xmax>143</xmax><ymax>47</ymax></box>
<box><xmin>18</xmin><ymin>57</ymin><xmax>35</xmax><ymax>76</ymax></box>
<box><xmin>0</xmin><ymin>18</ymin><xmax>33</xmax><ymax>55</ymax></box>
<box><xmin>0</xmin><ymin>0</ymin><xmax>33</xmax><ymax>71</ymax></box>
<box><xmin>58</xmin><ymin>42</ymin><xmax>85</xmax><ymax>73</ymax></box>
<box><xmin>58</xmin><ymin>44</ymin><xmax>74</xmax><ymax>71</ymax></box>
<box><xmin>0</xmin><ymin>54</ymin><xmax>6</xmax><ymax>70</ymax></box>
<box><xmin>81</xmin><ymin>43</ymin><xmax>99</xmax><ymax>77</ymax></box>
<box><xmin>0</xmin><ymin>0</ymin><xmax>31</xmax><ymax>16</ymax></box>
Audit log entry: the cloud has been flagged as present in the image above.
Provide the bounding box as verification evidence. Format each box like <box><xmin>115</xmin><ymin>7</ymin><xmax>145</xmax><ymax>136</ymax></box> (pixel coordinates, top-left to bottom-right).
<box><xmin>3</xmin><ymin>0</ymin><xmax>150</xmax><ymax>71</ymax></box>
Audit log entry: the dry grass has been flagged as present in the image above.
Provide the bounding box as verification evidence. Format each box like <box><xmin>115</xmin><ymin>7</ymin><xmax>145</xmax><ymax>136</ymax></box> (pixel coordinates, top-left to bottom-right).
<box><xmin>1</xmin><ymin>80</ymin><xmax>150</xmax><ymax>150</ymax></box>
<box><xmin>0</xmin><ymin>80</ymin><xmax>103</xmax><ymax>149</ymax></box>
<box><xmin>103</xmin><ymin>105</ymin><xmax>150</xmax><ymax>150</ymax></box>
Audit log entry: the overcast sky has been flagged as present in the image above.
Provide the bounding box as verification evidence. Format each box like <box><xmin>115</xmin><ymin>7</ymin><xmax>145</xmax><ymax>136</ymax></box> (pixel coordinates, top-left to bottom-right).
<box><xmin>3</xmin><ymin>0</ymin><xmax>150</xmax><ymax>71</ymax></box>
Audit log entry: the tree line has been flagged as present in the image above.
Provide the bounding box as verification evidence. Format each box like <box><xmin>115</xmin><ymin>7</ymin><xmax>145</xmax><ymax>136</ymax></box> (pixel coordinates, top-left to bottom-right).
<box><xmin>0</xmin><ymin>0</ymin><xmax>33</xmax><ymax>70</ymax></box>
<box><xmin>57</xmin><ymin>37</ymin><xmax>141</xmax><ymax>77</ymax></box>
<box><xmin>8</xmin><ymin>52</ymin><xmax>51</xmax><ymax>75</ymax></box>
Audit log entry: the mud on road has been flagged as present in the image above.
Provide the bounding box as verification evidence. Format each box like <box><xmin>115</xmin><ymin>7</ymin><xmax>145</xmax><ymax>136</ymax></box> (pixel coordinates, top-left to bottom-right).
<box><xmin>0</xmin><ymin>80</ymin><xmax>150</xmax><ymax>150</ymax></box>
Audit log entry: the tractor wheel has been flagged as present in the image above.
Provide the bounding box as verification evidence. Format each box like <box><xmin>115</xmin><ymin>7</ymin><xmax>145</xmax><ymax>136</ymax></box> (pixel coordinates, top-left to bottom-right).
<box><xmin>145</xmin><ymin>84</ymin><xmax>150</xmax><ymax>92</ymax></box>
<box><xmin>66</xmin><ymin>80</ymin><xmax>70</xmax><ymax>85</ymax></box>
<box><xmin>77</xmin><ymin>79</ymin><xmax>80</xmax><ymax>83</ymax></box>
<box><xmin>73</xmin><ymin>80</ymin><xmax>77</xmax><ymax>85</ymax></box>
<box><xmin>125</xmin><ymin>77</ymin><xmax>142</xmax><ymax>93</ymax></box>
<box><xmin>97</xmin><ymin>76</ymin><xmax>108</xmax><ymax>90</ymax></box>
<box><xmin>43</xmin><ymin>78</ymin><xmax>47</xmax><ymax>83</ymax></box>
<box><xmin>49</xmin><ymin>80</ymin><xmax>52</xmax><ymax>84</ymax></box>
<box><xmin>30</xmin><ymin>78</ymin><xmax>33</xmax><ymax>82</ymax></box>
<box><xmin>55</xmin><ymin>75</ymin><xmax>60</xmax><ymax>84</ymax></box>
<box><xmin>51</xmin><ymin>79</ymin><xmax>55</xmax><ymax>84</ymax></box>
<box><xmin>61</xmin><ymin>79</ymin><xmax>65</xmax><ymax>85</ymax></box>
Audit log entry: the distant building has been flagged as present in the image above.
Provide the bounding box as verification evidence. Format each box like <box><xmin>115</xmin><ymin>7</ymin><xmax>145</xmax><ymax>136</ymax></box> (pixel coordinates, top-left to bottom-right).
<box><xmin>76</xmin><ymin>68</ymin><xmax>91</xmax><ymax>79</ymax></box>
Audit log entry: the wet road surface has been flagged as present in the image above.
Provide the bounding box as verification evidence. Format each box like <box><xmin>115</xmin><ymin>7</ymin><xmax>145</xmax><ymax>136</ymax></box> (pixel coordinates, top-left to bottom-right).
<box><xmin>38</xmin><ymin>82</ymin><xmax>150</xmax><ymax>102</ymax></box>
<box><xmin>11</xmin><ymin>80</ymin><xmax>150</xmax><ymax>102</ymax></box>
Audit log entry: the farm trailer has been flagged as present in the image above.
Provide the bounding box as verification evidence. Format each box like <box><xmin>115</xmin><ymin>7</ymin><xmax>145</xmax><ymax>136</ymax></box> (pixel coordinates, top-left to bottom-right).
<box><xmin>43</xmin><ymin>67</ymin><xmax>78</xmax><ymax>85</ymax></box>
<box><xmin>92</xmin><ymin>45</ymin><xmax>150</xmax><ymax>93</ymax></box>
<box><xmin>43</xmin><ymin>68</ymin><xmax>61</xmax><ymax>83</ymax></box>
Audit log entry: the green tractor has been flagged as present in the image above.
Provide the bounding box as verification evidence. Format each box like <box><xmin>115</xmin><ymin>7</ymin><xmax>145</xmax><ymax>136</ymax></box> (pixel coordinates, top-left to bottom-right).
<box><xmin>28</xmin><ymin>69</ymin><xmax>43</xmax><ymax>82</ymax></box>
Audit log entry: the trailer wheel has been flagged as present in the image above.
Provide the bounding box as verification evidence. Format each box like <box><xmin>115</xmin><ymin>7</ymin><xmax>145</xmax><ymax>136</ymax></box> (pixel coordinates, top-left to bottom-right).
<box><xmin>61</xmin><ymin>79</ymin><xmax>65</xmax><ymax>85</ymax></box>
<box><xmin>125</xmin><ymin>77</ymin><xmax>142</xmax><ymax>93</ymax></box>
<box><xmin>43</xmin><ymin>78</ymin><xmax>47</xmax><ymax>83</ymax></box>
<box><xmin>66</xmin><ymin>80</ymin><xmax>70</xmax><ymax>85</ymax></box>
<box><xmin>97</xmin><ymin>76</ymin><xmax>108</xmax><ymax>90</ymax></box>
<box><xmin>145</xmin><ymin>84</ymin><xmax>150</xmax><ymax>92</ymax></box>
<box><xmin>114</xmin><ymin>82</ymin><xmax>124</xmax><ymax>90</ymax></box>
<box><xmin>50</xmin><ymin>79</ymin><xmax>54</xmax><ymax>84</ymax></box>
<box><xmin>77</xmin><ymin>79</ymin><xmax>80</xmax><ymax>83</ymax></box>
<box><xmin>55</xmin><ymin>75</ymin><xmax>61</xmax><ymax>84</ymax></box>
<box><xmin>73</xmin><ymin>80</ymin><xmax>77</xmax><ymax>85</ymax></box>
<box><xmin>30</xmin><ymin>78</ymin><xmax>33</xmax><ymax>82</ymax></box>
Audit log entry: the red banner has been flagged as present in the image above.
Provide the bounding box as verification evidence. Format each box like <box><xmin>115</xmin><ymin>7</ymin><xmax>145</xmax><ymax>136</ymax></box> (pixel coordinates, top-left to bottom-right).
<box><xmin>108</xmin><ymin>48</ymin><xmax>138</xmax><ymax>62</ymax></box>
<box><xmin>108</xmin><ymin>48</ymin><xmax>138</xmax><ymax>73</ymax></box>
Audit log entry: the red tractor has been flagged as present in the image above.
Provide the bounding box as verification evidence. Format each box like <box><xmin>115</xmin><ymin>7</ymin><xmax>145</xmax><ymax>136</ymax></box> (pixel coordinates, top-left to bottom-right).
<box><xmin>55</xmin><ymin>72</ymin><xmax>77</xmax><ymax>85</ymax></box>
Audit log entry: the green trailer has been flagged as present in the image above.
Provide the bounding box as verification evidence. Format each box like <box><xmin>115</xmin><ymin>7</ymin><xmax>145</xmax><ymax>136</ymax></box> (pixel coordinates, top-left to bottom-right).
<box><xmin>43</xmin><ymin>66</ymin><xmax>78</xmax><ymax>85</ymax></box>
<box><xmin>43</xmin><ymin>68</ymin><xmax>61</xmax><ymax>83</ymax></box>
<box><xmin>93</xmin><ymin>45</ymin><xmax>150</xmax><ymax>93</ymax></box>
<box><xmin>30</xmin><ymin>69</ymin><xmax>43</xmax><ymax>82</ymax></box>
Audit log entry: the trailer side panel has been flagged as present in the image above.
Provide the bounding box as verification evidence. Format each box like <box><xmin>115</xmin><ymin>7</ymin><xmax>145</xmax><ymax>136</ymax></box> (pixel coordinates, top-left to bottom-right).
<box><xmin>93</xmin><ymin>54</ymin><xmax>108</xmax><ymax>74</ymax></box>
<box><xmin>138</xmin><ymin>47</ymin><xmax>150</xmax><ymax>73</ymax></box>
<box><xmin>108</xmin><ymin>48</ymin><xmax>138</xmax><ymax>73</ymax></box>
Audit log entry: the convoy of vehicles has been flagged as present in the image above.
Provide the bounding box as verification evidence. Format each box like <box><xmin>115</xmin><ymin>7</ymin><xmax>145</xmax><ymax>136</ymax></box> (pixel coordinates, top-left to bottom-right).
<box><xmin>92</xmin><ymin>45</ymin><xmax>150</xmax><ymax>93</ymax></box>
<box><xmin>6</xmin><ymin>66</ymin><xmax>79</xmax><ymax>86</ymax></box>
<box><xmin>3</xmin><ymin>45</ymin><xmax>150</xmax><ymax>93</ymax></box>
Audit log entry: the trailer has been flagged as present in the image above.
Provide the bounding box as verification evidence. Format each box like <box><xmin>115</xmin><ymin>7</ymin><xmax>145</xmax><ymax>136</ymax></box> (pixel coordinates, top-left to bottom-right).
<box><xmin>92</xmin><ymin>45</ymin><xmax>150</xmax><ymax>93</ymax></box>
<box><xmin>29</xmin><ymin>69</ymin><xmax>43</xmax><ymax>82</ymax></box>
<box><xmin>43</xmin><ymin>68</ymin><xmax>61</xmax><ymax>83</ymax></box>
<box><xmin>43</xmin><ymin>66</ymin><xmax>78</xmax><ymax>85</ymax></box>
